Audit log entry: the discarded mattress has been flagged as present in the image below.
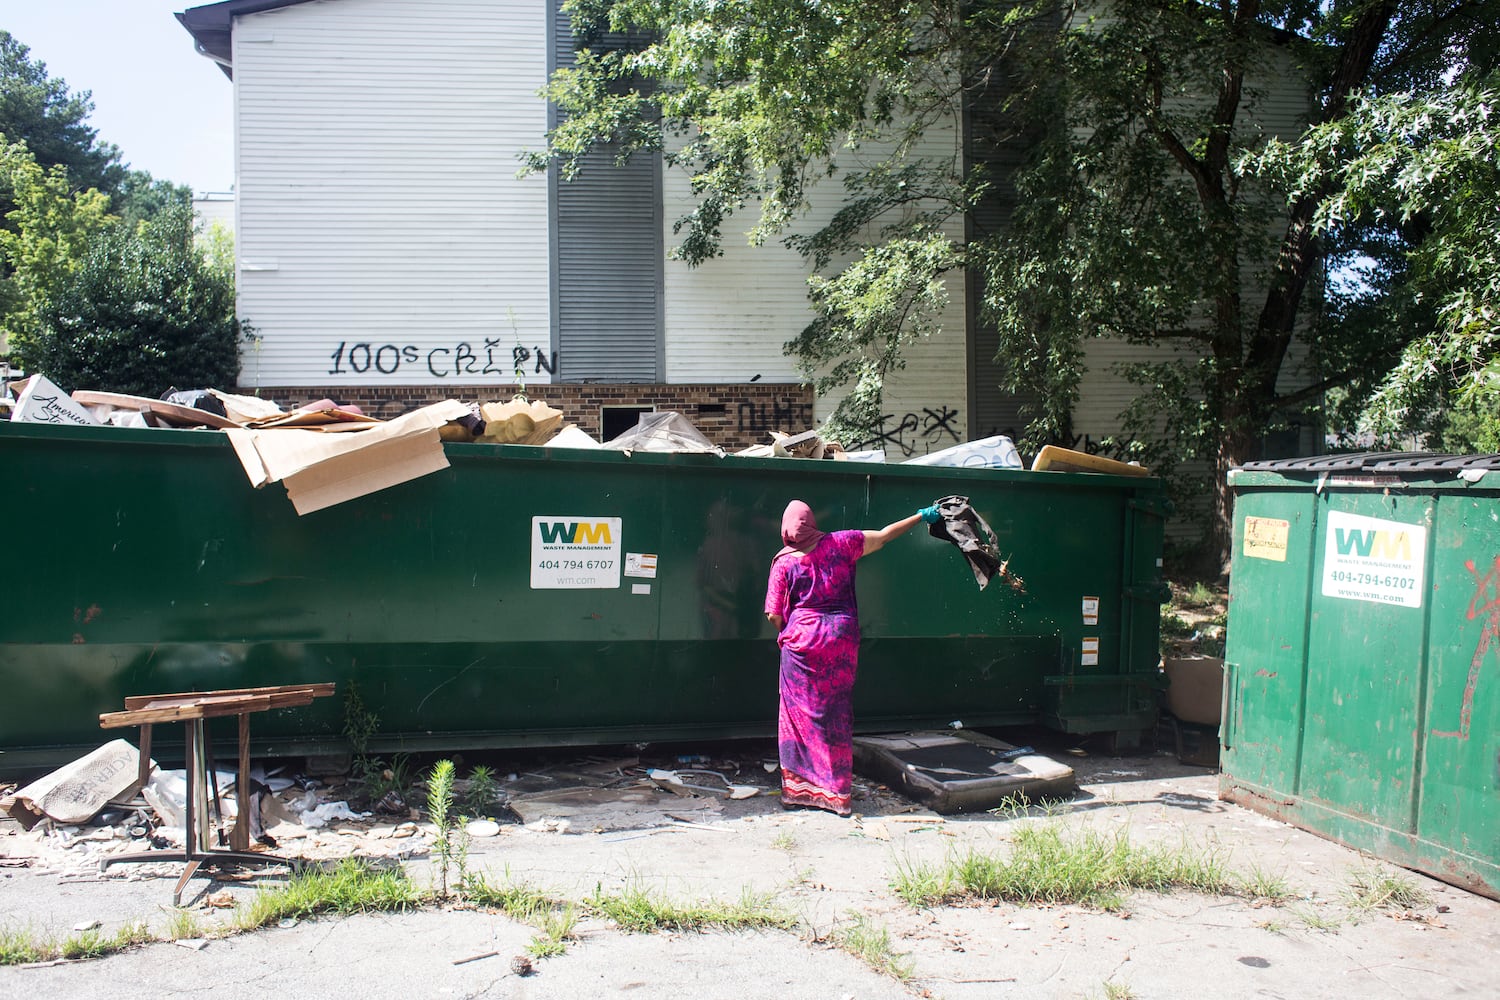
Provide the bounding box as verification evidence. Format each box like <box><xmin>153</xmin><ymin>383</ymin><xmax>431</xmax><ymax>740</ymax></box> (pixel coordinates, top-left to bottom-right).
<box><xmin>852</xmin><ymin>731</ymin><xmax>1076</xmax><ymax>814</ymax></box>
<box><xmin>906</xmin><ymin>435</ymin><xmax>1023</xmax><ymax>470</ymax></box>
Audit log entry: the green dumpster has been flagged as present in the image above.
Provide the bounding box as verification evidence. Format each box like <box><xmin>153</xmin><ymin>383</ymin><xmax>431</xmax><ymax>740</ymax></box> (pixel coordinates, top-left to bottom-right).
<box><xmin>0</xmin><ymin>420</ymin><xmax>1169</xmax><ymax>775</ymax></box>
<box><xmin>1222</xmin><ymin>453</ymin><xmax>1500</xmax><ymax>899</ymax></box>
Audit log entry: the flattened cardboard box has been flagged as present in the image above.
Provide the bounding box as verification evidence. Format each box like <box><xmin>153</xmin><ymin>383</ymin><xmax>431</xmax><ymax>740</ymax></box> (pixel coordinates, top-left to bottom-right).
<box><xmin>227</xmin><ymin>400</ymin><xmax>469</xmax><ymax>514</ymax></box>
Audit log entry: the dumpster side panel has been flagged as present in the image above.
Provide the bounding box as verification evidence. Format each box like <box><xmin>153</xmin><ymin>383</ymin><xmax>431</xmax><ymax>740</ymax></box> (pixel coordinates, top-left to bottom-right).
<box><xmin>1298</xmin><ymin>491</ymin><xmax>1432</xmax><ymax>827</ymax></box>
<box><xmin>1421</xmin><ymin>493</ymin><xmax>1500</xmax><ymax>877</ymax></box>
<box><xmin>1221</xmin><ymin>482</ymin><xmax>1316</xmax><ymax>790</ymax></box>
<box><xmin>0</xmin><ymin>422</ymin><xmax>1166</xmax><ymax>772</ymax></box>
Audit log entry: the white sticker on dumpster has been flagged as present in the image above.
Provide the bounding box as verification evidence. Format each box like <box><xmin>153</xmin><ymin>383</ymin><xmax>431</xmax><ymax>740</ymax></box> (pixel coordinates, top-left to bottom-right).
<box><xmin>531</xmin><ymin>516</ymin><xmax>622</xmax><ymax>589</ymax></box>
<box><xmin>1320</xmin><ymin>510</ymin><xmax>1425</xmax><ymax>608</ymax></box>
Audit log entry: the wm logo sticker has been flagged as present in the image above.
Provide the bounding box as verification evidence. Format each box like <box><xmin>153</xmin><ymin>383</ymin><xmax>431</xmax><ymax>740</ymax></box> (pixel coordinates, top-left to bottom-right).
<box><xmin>1321</xmin><ymin>509</ymin><xmax>1426</xmax><ymax>609</ymax></box>
<box><xmin>538</xmin><ymin>521</ymin><xmax>614</xmax><ymax>545</ymax></box>
<box><xmin>1334</xmin><ymin>525</ymin><xmax>1412</xmax><ymax>561</ymax></box>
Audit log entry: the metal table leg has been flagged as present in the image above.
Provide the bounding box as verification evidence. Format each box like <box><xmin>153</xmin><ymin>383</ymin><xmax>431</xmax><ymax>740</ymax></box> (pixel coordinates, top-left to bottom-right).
<box><xmin>100</xmin><ymin>717</ymin><xmax>300</xmax><ymax>906</ymax></box>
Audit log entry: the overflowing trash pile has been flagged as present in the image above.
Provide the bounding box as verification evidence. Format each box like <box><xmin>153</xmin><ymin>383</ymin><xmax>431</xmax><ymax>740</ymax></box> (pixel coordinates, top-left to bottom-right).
<box><xmin>2</xmin><ymin>370</ymin><xmax>1145</xmax><ymax>516</ymax></box>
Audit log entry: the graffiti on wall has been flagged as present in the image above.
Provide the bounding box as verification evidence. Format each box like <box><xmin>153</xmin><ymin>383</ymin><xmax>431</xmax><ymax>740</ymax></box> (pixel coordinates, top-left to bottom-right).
<box><xmin>738</xmin><ymin>398</ymin><xmax>814</xmax><ymax>434</ymax></box>
<box><xmin>851</xmin><ymin>406</ymin><xmax>963</xmax><ymax>457</ymax></box>
<box><xmin>1432</xmin><ymin>554</ymin><xmax>1500</xmax><ymax>741</ymax></box>
<box><xmin>326</xmin><ymin>341</ymin><xmax>558</xmax><ymax>379</ymax></box>
<box><xmin>1058</xmin><ymin>432</ymin><xmax>1142</xmax><ymax>462</ymax></box>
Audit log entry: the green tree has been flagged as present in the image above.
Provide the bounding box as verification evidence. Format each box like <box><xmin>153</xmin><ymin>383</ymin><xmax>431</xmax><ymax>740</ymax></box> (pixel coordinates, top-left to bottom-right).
<box><xmin>112</xmin><ymin>169</ymin><xmax>193</xmax><ymax>230</ymax></box>
<box><xmin>24</xmin><ymin>200</ymin><xmax>240</xmax><ymax>396</ymax></box>
<box><xmin>1254</xmin><ymin>75</ymin><xmax>1500</xmax><ymax>451</ymax></box>
<box><xmin>532</xmin><ymin>0</ymin><xmax>1499</xmax><ymax>568</ymax></box>
<box><xmin>0</xmin><ymin>136</ymin><xmax>113</xmax><ymax>356</ymax></box>
<box><xmin>0</xmin><ymin>30</ymin><xmax>125</xmax><ymax>200</ymax></box>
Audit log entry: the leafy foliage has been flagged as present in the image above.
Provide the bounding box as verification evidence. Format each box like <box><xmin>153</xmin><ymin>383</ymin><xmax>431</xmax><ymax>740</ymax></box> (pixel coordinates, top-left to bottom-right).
<box><xmin>0</xmin><ymin>137</ymin><xmax>113</xmax><ymax>354</ymax></box>
<box><xmin>531</xmin><ymin>0</ymin><xmax>1500</xmax><ymax>566</ymax></box>
<box><xmin>0</xmin><ymin>31</ymin><xmax>125</xmax><ymax>200</ymax></box>
<box><xmin>1252</xmin><ymin>75</ymin><xmax>1500</xmax><ymax>449</ymax></box>
<box><xmin>21</xmin><ymin>200</ymin><xmax>239</xmax><ymax>395</ymax></box>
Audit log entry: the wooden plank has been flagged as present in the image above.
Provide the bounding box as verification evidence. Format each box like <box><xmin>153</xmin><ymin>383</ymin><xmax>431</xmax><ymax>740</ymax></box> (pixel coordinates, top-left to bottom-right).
<box><xmin>122</xmin><ymin>682</ymin><xmax>334</xmax><ymax>711</ymax></box>
<box><xmin>71</xmin><ymin>390</ymin><xmax>241</xmax><ymax>429</ymax></box>
<box><xmin>101</xmin><ymin>696</ymin><xmax>275</xmax><ymax>728</ymax></box>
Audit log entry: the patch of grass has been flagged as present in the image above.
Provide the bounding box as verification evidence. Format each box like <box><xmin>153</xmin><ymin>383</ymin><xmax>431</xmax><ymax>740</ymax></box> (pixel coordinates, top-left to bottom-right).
<box><xmin>830</xmin><ymin>912</ymin><xmax>914</xmax><ymax>982</ymax></box>
<box><xmin>0</xmin><ymin>925</ymin><xmax>52</xmax><ymax>965</ymax></box>
<box><xmin>1345</xmin><ymin>864</ymin><xmax>1430</xmax><ymax>912</ymax></box>
<box><xmin>1183</xmin><ymin>581</ymin><xmax>1218</xmax><ymax>608</ymax></box>
<box><xmin>463</xmin><ymin>870</ymin><xmax>577</xmax><ymax>959</ymax></box>
<box><xmin>588</xmin><ymin>884</ymin><xmax>797</xmax><ymax>934</ymax></box>
<box><xmin>1102</xmin><ymin>980</ymin><xmax>1138</xmax><ymax>1000</ymax></box>
<box><xmin>463</xmin><ymin>871</ymin><xmax>562</xmax><ymax>921</ymax></box>
<box><xmin>0</xmin><ymin>921</ymin><xmax>155</xmax><ymax>966</ymax></box>
<box><xmin>988</xmin><ymin>791</ymin><xmax>1070</xmax><ymax>820</ymax></box>
<box><xmin>1237</xmin><ymin>864</ymin><xmax>1293</xmax><ymax>903</ymax></box>
<box><xmin>891</xmin><ymin>854</ymin><xmax>958</xmax><ymax>908</ymax></box>
<box><xmin>234</xmin><ymin>859</ymin><xmax>420</xmax><ymax>931</ymax></box>
<box><xmin>1291</xmin><ymin>905</ymin><xmax>1342</xmax><ymax>932</ymax></box>
<box><xmin>893</xmin><ymin>825</ymin><xmax>1244</xmax><ymax>911</ymax></box>
<box><xmin>163</xmin><ymin>908</ymin><xmax>204</xmax><ymax>941</ymax></box>
<box><xmin>771</xmin><ymin>831</ymin><xmax>798</xmax><ymax>852</ymax></box>
<box><xmin>525</xmin><ymin>904</ymin><xmax>578</xmax><ymax>959</ymax></box>
<box><xmin>58</xmin><ymin>928</ymin><xmax>112</xmax><ymax>960</ymax></box>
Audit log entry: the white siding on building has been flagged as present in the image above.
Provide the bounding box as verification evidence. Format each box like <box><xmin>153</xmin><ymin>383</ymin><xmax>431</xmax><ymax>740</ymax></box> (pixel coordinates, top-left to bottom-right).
<box><xmin>192</xmin><ymin>192</ymin><xmax>236</xmax><ymax>233</ymax></box>
<box><xmin>663</xmin><ymin>113</ymin><xmax>972</xmax><ymax>455</ymax></box>
<box><xmin>233</xmin><ymin>0</ymin><xmax>552</xmax><ymax>388</ymax></box>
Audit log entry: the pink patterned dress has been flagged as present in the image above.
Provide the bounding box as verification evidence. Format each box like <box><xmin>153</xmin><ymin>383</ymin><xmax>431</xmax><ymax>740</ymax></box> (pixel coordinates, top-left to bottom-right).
<box><xmin>763</xmin><ymin>529</ymin><xmax>866</xmax><ymax>815</ymax></box>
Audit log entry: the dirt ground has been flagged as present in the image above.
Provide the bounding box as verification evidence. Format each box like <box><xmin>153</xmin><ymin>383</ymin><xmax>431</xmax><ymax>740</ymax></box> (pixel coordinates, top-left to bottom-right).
<box><xmin>3</xmin><ymin>726</ymin><xmax>1497</xmax><ymax>1000</ymax></box>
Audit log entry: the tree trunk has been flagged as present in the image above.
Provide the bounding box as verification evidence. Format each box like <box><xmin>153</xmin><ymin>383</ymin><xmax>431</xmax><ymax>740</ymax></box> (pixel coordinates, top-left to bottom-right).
<box><xmin>1206</xmin><ymin>1</ymin><xmax>1398</xmax><ymax>572</ymax></box>
<box><xmin>1206</xmin><ymin>420</ymin><xmax>1260</xmax><ymax>578</ymax></box>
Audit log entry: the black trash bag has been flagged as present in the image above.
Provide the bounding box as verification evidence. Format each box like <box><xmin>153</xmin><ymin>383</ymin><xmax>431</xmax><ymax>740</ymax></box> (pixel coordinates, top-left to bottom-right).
<box><xmin>926</xmin><ymin>494</ymin><xmax>1024</xmax><ymax>592</ymax></box>
<box><xmin>159</xmin><ymin>388</ymin><xmax>228</xmax><ymax>417</ymax></box>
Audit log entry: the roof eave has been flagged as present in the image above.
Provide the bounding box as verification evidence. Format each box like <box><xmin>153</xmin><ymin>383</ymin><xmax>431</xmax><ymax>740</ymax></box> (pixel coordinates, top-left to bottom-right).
<box><xmin>176</xmin><ymin>0</ymin><xmax>320</xmax><ymax>80</ymax></box>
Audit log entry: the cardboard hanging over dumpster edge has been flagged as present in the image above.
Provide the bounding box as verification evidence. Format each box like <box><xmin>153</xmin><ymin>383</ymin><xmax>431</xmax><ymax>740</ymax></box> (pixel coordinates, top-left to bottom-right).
<box><xmin>226</xmin><ymin>400</ymin><xmax>470</xmax><ymax>515</ymax></box>
<box><xmin>6</xmin><ymin>739</ymin><xmax>145</xmax><ymax>829</ymax></box>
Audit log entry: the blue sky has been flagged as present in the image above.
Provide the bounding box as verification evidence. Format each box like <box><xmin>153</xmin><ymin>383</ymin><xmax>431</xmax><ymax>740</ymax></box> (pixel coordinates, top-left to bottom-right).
<box><xmin>5</xmin><ymin>2</ymin><xmax>234</xmax><ymax>194</ymax></box>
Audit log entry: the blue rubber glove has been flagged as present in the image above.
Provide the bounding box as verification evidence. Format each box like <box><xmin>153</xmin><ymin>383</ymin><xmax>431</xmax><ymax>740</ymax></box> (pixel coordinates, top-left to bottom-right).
<box><xmin>918</xmin><ymin>504</ymin><xmax>941</xmax><ymax>525</ymax></box>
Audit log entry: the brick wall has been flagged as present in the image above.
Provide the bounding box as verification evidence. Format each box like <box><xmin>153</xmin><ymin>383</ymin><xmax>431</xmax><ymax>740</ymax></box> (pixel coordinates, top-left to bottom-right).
<box><xmin>242</xmin><ymin>382</ymin><xmax>817</xmax><ymax>452</ymax></box>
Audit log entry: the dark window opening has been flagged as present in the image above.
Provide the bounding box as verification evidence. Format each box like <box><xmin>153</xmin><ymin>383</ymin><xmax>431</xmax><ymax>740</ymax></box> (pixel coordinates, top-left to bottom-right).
<box><xmin>602</xmin><ymin>405</ymin><xmax>654</xmax><ymax>441</ymax></box>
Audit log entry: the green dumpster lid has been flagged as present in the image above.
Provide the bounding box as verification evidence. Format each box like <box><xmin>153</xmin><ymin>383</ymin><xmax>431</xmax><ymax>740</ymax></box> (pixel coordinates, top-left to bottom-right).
<box><xmin>1237</xmin><ymin>452</ymin><xmax>1500</xmax><ymax>474</ymax></box>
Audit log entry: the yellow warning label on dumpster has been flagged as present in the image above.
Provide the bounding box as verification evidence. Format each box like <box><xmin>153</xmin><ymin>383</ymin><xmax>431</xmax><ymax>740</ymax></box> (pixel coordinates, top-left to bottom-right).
<box><xmin>1244</xmin><ymin>516</ymin><xmax>1289</xmax><ymax>562</ymax></box>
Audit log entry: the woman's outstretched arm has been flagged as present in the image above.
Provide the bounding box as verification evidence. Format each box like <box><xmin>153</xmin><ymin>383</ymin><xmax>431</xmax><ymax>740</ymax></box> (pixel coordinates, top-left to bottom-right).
<box><xmin>862</xmin><ymin>511</ymin><xmax>925</xmax><ymax>556</ymax></box>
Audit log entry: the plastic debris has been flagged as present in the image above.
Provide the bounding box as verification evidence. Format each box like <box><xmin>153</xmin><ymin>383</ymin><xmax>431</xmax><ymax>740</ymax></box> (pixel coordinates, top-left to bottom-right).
<box><xmin>602</xmin><ymin>411</ymin><xmax>723</xmax><ymax>454</ymax></box>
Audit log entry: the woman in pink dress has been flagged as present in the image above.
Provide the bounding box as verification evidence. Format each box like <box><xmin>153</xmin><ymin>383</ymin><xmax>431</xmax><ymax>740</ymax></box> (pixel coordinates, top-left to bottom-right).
<box><xmin>764</xmin><ymin>499</ymin><xmax>939</xmax><ymax>815</ymax></box>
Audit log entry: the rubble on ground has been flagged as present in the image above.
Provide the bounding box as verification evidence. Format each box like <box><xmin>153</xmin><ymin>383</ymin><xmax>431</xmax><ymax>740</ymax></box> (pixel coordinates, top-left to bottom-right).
<box><xmin>0</xmin><ymin>740</ymin><xmax>959</xmax><ymax>884</ymax></box>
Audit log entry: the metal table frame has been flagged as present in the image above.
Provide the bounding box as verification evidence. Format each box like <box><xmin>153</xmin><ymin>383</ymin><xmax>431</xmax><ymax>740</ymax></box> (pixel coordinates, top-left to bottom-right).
<box><xmin>98</xmin><ymin>683</ymin><xmax>334</xmax><ymax>905</ymax></box>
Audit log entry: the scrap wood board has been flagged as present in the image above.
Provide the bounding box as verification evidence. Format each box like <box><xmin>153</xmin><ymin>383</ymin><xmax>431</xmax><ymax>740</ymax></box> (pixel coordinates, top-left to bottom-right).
<box><xmin>72</xmin><ymin>390</ymin><xmax>240</xmax><ymax>429</ymax></box>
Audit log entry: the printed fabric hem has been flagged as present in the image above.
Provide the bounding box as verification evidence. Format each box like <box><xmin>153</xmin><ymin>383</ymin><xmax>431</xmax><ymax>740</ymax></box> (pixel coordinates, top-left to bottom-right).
<box><xmin>781</xmin><ymin>771</ymin><xmax>852</xmax><ymax>816</ymax></box>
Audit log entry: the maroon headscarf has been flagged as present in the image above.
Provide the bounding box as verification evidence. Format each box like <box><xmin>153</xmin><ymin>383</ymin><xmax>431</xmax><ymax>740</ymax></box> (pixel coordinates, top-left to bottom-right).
<box><xmin>777</xmin><ymin>500</ymin><xmax>826</xmax><ymax>557</ymax></box>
